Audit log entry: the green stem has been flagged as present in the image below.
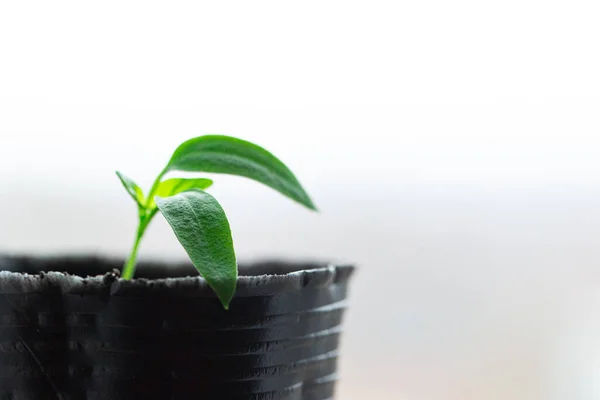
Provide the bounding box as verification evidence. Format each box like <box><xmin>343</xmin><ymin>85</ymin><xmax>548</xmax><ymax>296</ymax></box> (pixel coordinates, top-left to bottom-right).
<box><xmin>145</xmin><ymin>167</ymin><xmax>168</xmax><ymax>208</ymax></box>
<box><xmin>121</xmin><ymin>167</ymin><xmax>167</xmax><ymax>280</ymax></box>
<box><xmin>121</xmin><ymin>214</ymin><xmax>152</xmax><ymax>280</ymax></box>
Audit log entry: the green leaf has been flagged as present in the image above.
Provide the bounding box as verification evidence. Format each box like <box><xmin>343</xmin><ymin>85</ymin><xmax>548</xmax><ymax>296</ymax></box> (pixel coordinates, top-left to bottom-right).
<box><xmin>165</xmin><ymin>135</ymin><xmax>317</xmax><ymax>210</ymax></box>
<box><xmin>116</xmin><ymin>171</ymin><xmax>145</xmax><ymax>208</ymax></box>
<box><xmin>155</xmin><ymin>190</ymin><xmax>237</xmax><ymax>309</ymax></box>
<box><xmin>147</xmin><ymin>177</ymin><xmax>213</xmax><ymax>210</ymax></box>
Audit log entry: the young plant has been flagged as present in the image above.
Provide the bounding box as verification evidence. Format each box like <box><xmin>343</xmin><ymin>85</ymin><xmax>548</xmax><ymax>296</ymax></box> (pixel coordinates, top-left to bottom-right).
<box><xmin>116</xmin><ymin>135</ymin><xmax>316</xmax><ymax>308</ymax></box>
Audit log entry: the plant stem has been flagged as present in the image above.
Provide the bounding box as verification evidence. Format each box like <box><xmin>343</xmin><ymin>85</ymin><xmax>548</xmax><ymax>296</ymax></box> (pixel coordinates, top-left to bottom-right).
<box><xmin>121</xmin><ymin>214</ymin><xmax>152</xmax><ymax>280</ymax></box>
<box><xmin>145</xmin><ymin>167</ymin><xmax>168</xmax><ymax>208</ymax></box>
<box><xmin>121</xmin><ymin>167</ymin><xmax>167</xmax><ymax>280</ymax></box>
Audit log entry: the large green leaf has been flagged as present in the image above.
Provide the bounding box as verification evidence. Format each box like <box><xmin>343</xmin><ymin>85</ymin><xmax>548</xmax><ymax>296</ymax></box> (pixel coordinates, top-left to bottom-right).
<box><xmin>147</xmin><ymin>178</ymin><xmax>213</xmax><ymax>210</ymax></box>
<box><xmin>164</xmin><ymin>135</ymin><xmax>316</xmax><ymax>210</ymax></box>
<box><xmin>116</xmin><ymin>171</ymin><xmax>145</xmax><ymax>208</ymax></box>
<box><xmin>155</xmin><ymin>190</ymin><xmax>237</xmax><ymax>309</ymax></box>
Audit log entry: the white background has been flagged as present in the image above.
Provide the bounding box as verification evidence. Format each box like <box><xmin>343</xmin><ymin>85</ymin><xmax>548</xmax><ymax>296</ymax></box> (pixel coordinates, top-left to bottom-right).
<box><xmin>2</xmin><ymin>1</ymin><xmax>600</xmax><ymax>399</ymax></box>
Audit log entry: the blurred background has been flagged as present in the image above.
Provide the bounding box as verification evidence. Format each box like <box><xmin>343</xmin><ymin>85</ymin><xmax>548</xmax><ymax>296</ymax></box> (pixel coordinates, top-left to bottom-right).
<box><xmin>2</xmin><ymin>1</ymin><xmax>600</xmax><ymax>399</ymax></box>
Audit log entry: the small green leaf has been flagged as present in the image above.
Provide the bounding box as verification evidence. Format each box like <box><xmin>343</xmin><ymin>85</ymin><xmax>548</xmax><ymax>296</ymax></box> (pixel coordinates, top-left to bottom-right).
<box><xmin>116</xmin><ymin>171</ymin><xmax>145</xmax><ymax>208</ymax></box>
<box><xmin>155</xmin><ymin>190</ymin><xmax>237</xmax><ymax>309</ymax></box>
<box><xmin>147</xmin><ymin>177</ymin><xmax>213</xmax><ymax>210</ymax></box>
<box><xmin>165</xmin><ymin>135</ymin><xmax>317</xmax><ymax>210</ymax></box>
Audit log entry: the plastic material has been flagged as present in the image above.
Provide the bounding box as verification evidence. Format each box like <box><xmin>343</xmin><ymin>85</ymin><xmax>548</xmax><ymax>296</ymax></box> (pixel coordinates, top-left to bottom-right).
<box><xmin>0</xmin><ymin>256</ymin><xmax>354</xmax><ymax>399</ymax></box>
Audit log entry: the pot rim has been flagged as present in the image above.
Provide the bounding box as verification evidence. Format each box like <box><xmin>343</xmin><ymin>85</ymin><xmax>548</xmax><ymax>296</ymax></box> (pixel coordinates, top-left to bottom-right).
<box><xmin>0</xmin><ymin>255</ymin><xmax>355</xmax><ymax>297</ymax></box>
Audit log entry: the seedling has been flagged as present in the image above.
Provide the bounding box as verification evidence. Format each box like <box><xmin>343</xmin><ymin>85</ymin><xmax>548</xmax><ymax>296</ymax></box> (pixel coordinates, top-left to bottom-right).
<box><xmin>116</xmin><ymin>135</ymin><xmax>316</xmax><ymax>308</ymax></box>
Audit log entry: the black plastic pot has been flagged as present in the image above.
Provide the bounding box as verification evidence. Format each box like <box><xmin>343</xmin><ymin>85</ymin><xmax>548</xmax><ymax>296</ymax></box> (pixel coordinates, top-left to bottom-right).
<box><xmin>0</xmin><ymin>256</ymin><xmax>354</xmax><ymax>399</ymax></box>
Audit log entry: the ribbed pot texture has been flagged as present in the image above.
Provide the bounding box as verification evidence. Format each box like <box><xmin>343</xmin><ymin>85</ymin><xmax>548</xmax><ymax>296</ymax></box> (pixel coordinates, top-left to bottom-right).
<box><xmin>0</xmin><ymin>256</ymin><xmax>354</xmax><ymax>400</ymax></box>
